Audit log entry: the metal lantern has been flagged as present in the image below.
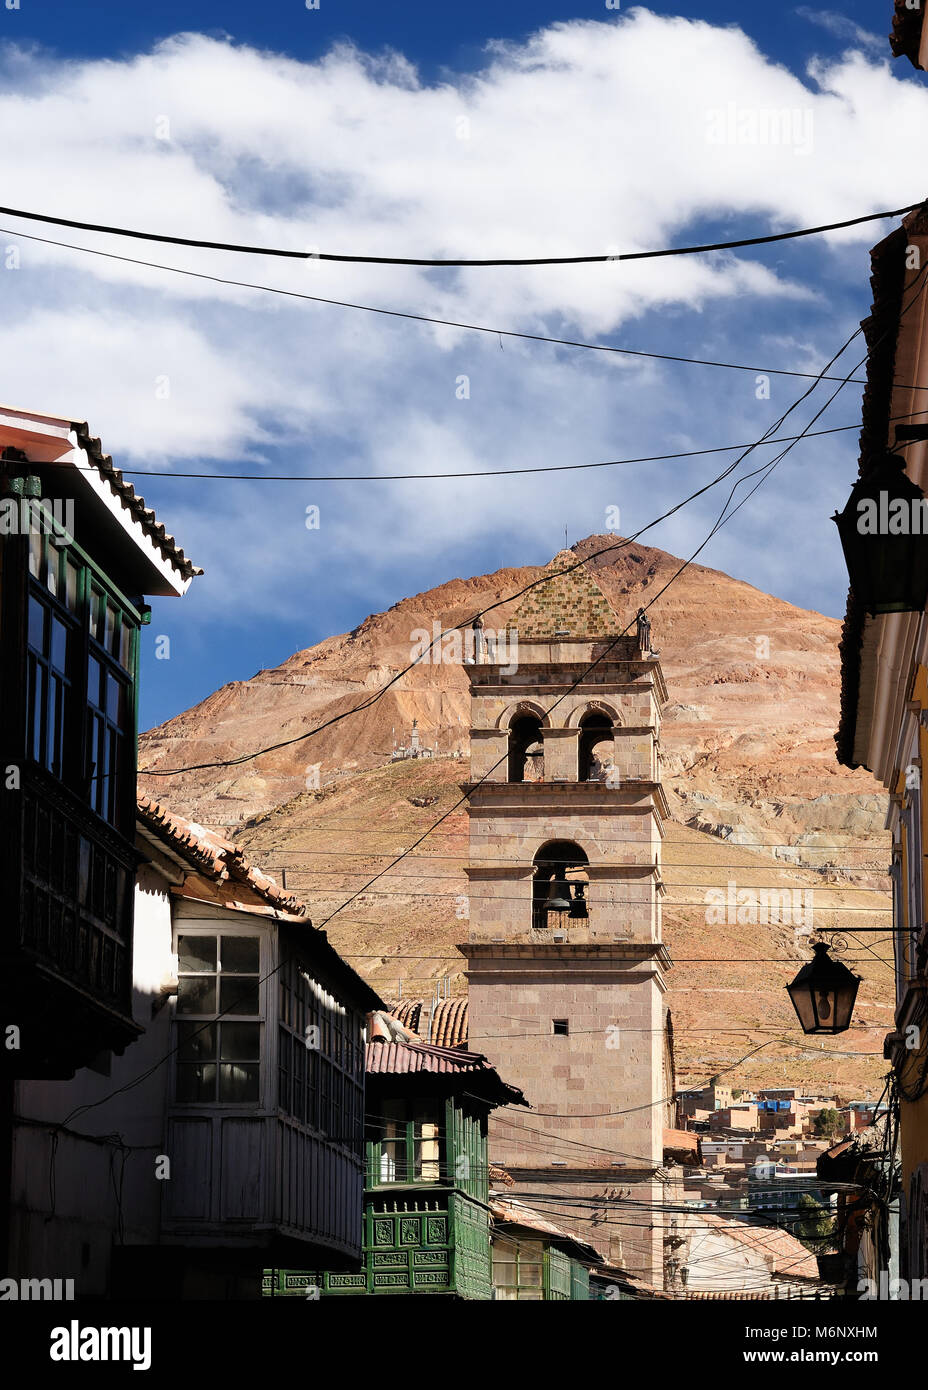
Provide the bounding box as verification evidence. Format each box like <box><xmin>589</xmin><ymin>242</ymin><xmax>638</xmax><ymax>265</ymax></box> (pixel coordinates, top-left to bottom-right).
<box><xmin>786</xmin><ymin>942</ymin><xmax>861</xmax><ymax>1036</ymax></box>
<box><xmin>832</xmin><ymin>450</ymin><xmax>928</xmax><ymax>616</ymax></box>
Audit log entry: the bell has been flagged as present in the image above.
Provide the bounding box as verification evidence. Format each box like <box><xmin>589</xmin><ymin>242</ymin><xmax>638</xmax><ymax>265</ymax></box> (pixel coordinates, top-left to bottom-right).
<box><xmin>568</xmin><ymin>882</ymin><xmax>588</xmax><ymax>919</ymax></box>
<box><xmin>544</xmin><ymin>873</ymin><xmax>572</xmax><ymax>913</ymax></box>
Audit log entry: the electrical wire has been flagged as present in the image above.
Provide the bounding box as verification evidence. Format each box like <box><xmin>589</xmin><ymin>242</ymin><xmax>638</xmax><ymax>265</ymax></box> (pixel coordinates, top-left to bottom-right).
<box><xmin>56</xmin><ymin>416</ymin><xmax>919</xmax><ymax>483</ymax></box>
<box><xmin>62</xmin><ymin>311</ymin><xmax>898</xmax><ymax>1128</ymax></box>
<box><xmin>14</xmin><ymin>223</ymin><xmax>928</xmax><ymax>417</ymax></box>
<box><xmin>141</xmin><ymin>324</ymin><xmax>879</xmax><ymax>780</ymax></box>
<box><xmin>1</xmin><ymin>199</ymin><xmax>919</xmax><ymax>265</ymax></box>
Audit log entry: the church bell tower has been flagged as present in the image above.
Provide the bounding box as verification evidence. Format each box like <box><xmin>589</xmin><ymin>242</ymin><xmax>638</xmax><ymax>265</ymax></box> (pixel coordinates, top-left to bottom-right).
<box><xmin>460</xmin><ymin>551</ymin><xmax>671</xmax><ymax>1285</ymax></box>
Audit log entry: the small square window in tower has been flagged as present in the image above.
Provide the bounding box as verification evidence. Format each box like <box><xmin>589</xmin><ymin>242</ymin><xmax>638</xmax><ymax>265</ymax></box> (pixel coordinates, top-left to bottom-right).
<box><xmin>552</xmin><ymin>1019</ymin><xmax>569</xmax><ymax>1036</ymax></box>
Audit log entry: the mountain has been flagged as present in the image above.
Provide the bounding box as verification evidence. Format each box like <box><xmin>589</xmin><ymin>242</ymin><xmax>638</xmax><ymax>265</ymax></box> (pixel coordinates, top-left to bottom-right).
<box><xmin>138</xmin><ymin>536</ymin><xmax>892</xmax><ymax>1092</ymax></box>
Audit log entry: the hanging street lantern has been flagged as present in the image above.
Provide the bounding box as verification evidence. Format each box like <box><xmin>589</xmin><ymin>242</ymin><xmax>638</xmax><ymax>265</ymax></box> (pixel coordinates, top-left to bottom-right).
<box><xmin>832</xmin><ymin>450</ymin><xmax>928</xmax><ymax>616</ymax></box>
<box><xmin>786</xmin><ymin>941</ymin><xmax>862</xmax><ymax>1036</ymax></box>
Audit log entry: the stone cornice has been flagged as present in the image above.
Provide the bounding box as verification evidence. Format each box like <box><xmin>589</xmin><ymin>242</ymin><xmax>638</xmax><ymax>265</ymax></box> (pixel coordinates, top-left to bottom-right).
<box><xmin>458</xmin><ymin>940</ymin><xmax>672</xmax><ymax>966</ymax></box>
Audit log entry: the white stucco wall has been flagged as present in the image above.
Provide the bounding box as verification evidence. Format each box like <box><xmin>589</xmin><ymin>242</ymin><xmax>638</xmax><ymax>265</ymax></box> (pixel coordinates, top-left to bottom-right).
<box><xmin>10</xmin><ymin>859</ymin><xmax>176</xmax><ymax>1296</ymax></box>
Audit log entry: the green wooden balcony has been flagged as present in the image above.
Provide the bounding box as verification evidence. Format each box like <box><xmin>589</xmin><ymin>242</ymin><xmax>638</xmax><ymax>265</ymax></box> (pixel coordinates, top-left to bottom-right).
<box><xmin>264</xmin><ymin>1189</ymin><xmax>492</xmax><ymax>1299</ymax></box>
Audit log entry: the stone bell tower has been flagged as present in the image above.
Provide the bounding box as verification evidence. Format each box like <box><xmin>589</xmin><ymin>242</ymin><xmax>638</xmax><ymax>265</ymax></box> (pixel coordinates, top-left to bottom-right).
<box><xmin>459</xmin><ymin>551</ymin><xmax>671</xmax><ymax>1286</ymax></box>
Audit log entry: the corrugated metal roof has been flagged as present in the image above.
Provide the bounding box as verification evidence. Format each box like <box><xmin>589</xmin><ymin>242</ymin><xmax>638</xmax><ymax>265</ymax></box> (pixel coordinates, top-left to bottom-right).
<box><xmin>490</xmin><ymin>1197</ymin><xmax>605</xmax><ymax>1265</ymax></box>
<box><xmin>366</xmin><ymin>1036</ymin><xmax>527</xmax><ymax>1106</ymax></box>
<box><xmin>683</xmin><ymin>1212</ymin><xmax>820</xmax><ymax>1281</ymax></box>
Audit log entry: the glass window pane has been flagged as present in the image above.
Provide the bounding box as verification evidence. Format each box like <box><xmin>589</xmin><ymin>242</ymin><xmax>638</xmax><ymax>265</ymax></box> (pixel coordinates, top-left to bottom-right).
<box><xmin>89</xmin><ymin>587</ymin><xmax>103</xmax><ymax>640</ymax></box>
<box><xmin>176</xmin><ymin>1063</ymin><xmax>216</xmax><ymax>1103</ymax></box>
<box><xmin>31</xmin><ymin>664</ymin><xmax>46</xmax><ymax>762</ymax></box>
<box><xmin>178</xmin><ymin>935</ymin><xmax>217</xmax><ymax>972</ymax></box>
<box><xmin>46</xmin><ymin>544</ymin><xmax>59</xmax><ymax>597</ymax></box>
<box><xmin>177</xmin><ymin>1021</ymin><xmax>216</xmax><ymax>1062</ymax></box>
<box><xmin>50</xmin><ymin>617</ymin><xmax>68</xmax><ymax>673</ymax></box>
<box><xmin>87</xmin><ymin>655</ymin><xmax>102</xmax><ymax>708</ymax></box>
<box><xmin>176</xmin><ymin>977</ymin><xmax>217</xmax><ymax>1014</ymax></box>
<box><xmin>47</xmin><ymin>677</ymin><xmax>59</xmax><ymax>775</ymax></box>
<box><xmin>28</xmin><ymin>531</ymin><xmax>42</xmax><ymax>578</ymax></box>
<box><xmin>28</xmin><ymin>596</ymin><xmax>46</xmax><ymax>653</ymax></box>
<box><xmin>106</xmin><ymin>673</ymin><xmax>125</xmax><ymax>725</ymax></box>
<box><xmin>379</xmin><ymin>1151</ymin><xmax>397</xmax><ymax>1182</ymax></box>
<box><xmin>119</xmin><ymin>621</ymin><xmax>133</xmax><ymax>670</ymax></box>
<box><xmin>219</xmin><ymin>1063</ymin><xmax>260</xmax><ymax>1103</ymax></box>
<box><xmin>65</xmin><ymin>557</ymin><xmax>80</xmax><ymax>613</ymax></box>
<box><xmin>219</xmin><ymin>1022</ymin><xmax>259</xmax><ymax>1060</ymax></box>
<box><xmin>103</xmin><ymin>600</ymin><xmax>116</xmax><ymax>653</ymax></box>
<box><xmin>221</xmin><ymin>937</ymin><xmax>260</xmax><ymax>973</ymax></box>
<box><xmin>220</xmin><ymin>977</ymin><xmax>259</xmax><ymax>1015</ymax></box>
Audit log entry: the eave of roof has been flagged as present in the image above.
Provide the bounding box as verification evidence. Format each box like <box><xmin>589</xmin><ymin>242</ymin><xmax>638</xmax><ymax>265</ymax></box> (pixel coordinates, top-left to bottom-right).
<box><xmin>490</xmin><ymin>1196</ymin><xmax>605</xmax><ymax>1266</ymax></box>
<box><xmin>137</xmin><ymin>792</ymin><xmax>306</xmax><ymax>916</ymax></box>
<box><xmin>0</xmin><ymin>406</ymin><xmax>201</xmax><ymax>588</ymax></box>
<box><xmin>366</xmin><ymin>1036</ymin><xmax>528</xmax><ymax>1107</ymax></box>
<box><xmin>72</xmin><ymin>421</ymin><xmax>202</xmax><ymax>582</ymax></box>
<box><xmin>137</xmin><ymin>793</ymin><xmax>384</xmax><ymax>1009</ymax></box>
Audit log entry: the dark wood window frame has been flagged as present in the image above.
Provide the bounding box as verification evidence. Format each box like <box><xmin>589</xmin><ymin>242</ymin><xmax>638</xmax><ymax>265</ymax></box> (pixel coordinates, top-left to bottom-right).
<box><xmin>368</xmin><ymin>1097</ymin><xmax>444</xmax><ymax>1185</ymax></box>
<box><xmin>24</xmin><ymin>522</ymin><xmax>140</xmax><ymax>836</ymax></box>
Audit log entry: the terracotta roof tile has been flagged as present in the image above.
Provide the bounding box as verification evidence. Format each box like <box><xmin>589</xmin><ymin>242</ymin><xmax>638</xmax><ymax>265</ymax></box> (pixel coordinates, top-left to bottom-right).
<box><xmin>136</xmin><ymin>792</ymin><xmax>306</xmax><ymax>917</ymax></box>
<box><xmin>389</xmin><ymin>997</ymin><xmax>469</xmax><ymax>1047</ymax></box>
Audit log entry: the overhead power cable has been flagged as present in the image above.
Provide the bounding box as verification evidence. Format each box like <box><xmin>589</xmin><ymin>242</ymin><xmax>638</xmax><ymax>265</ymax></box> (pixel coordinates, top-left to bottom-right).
<box><xmin>57</xmin><ymin>301</ymin><xmax>899</xmax><ymax>1135</ymax></box>
<box><xmin>0</xmin><ymin>199</ymin><xmax>920</xmax><ymax>265</ymax></box>
<box><xmin>308</xmin><ymin>313</ymin><xmax>890</xmax><ymax>936</ymax></box>
<box><xmin>10</xmin><ymin>224</ymin><xmax>928</xmax><ymax>402</ymax></box>
<box><xmin>71</xmin><ymin>316</ymin><xmax>903</xmax><ymax>1125</ymax></box>
<box><xmin>140</xmin><ymin>326</ymin><xmax>877</xmax><ymax>778</ymax></box>
<box><xmin>59</xmin><ymin>410</ymin><xmax>928</xmax><ymax>483</ymax></box>
<box><xmin>141</xmin><ymin>262</ymin><xmax>928</xmax><ymax>780</ymax></box>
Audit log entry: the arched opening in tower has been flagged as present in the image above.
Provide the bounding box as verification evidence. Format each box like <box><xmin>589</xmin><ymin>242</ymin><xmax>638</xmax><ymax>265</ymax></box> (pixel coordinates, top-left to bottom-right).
<box><xmin>508</xmin><ymin>713</ymin><xmax>544</xmax><ymax>783</ymax></box>
<box><xmin>578</xmin><ymin>710</ymin><xmax>614</xmax><ymax>782</ymax></box>
<box><xmin>531</xmin><ymin>840</ymin><xmax>589</xmax><ymax>931</ymax></box>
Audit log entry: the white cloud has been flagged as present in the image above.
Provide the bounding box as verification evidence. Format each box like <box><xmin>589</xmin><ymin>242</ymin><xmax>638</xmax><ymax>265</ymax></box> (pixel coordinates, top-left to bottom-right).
<box><xmin>795</xmin><ymin>8</ymin><xmax>883</xmax><ymax>53</ymax></box>
<box><xmin>0</xmin><ymin>9</ymin><xmax>924</xmax><ymax>629</ymax></box>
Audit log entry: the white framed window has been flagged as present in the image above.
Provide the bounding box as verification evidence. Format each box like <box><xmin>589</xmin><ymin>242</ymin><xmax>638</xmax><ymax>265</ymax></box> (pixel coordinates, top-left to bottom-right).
<box><xmin>174</xmin><ymin>932</ymin><xmax>262</xmax><ymax>1104</ymax></box>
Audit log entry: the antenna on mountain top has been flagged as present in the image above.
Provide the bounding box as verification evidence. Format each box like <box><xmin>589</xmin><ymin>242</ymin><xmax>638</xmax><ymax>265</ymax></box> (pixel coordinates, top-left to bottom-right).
<box><xmin>564</xmin><ymin>526</ymin><xmax>568</xmax><ymax>549</ymax></box>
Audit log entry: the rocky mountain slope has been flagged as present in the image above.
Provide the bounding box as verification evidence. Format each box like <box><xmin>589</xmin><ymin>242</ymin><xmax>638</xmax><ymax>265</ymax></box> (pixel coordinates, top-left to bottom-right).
<box><xmin>139</xmin><ymin>536</ymin><xmax>893</xmax><ymax>1092</ymax></box>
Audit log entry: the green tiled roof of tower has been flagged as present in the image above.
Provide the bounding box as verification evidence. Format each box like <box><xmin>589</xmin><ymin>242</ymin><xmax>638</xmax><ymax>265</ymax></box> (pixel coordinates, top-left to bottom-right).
<box><xmin>515</xmin><ymin>550</ymin><xmax>621</xmax><ymax>639</ymax></box>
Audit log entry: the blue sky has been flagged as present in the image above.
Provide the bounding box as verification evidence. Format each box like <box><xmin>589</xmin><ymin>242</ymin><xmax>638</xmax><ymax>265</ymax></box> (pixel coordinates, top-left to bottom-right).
<box><xmin>0</xmin><ymin>1</ymin><xmax>923</xmax><ymax>730</ymax></box>
<box><xmin>2</xmin><ymin>0</ymin><xmax>888</xmax><ymax>76</ymax></box>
